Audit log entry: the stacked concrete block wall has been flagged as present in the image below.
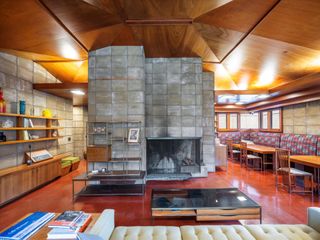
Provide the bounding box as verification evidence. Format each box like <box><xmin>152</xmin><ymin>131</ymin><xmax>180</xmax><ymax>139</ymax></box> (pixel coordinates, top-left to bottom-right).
<box><xmin>283</xmin><ymin>101</ymin><xmax>320</xmax><ymax>135</ymax></box>
<box><xmin>202</xmin><ymin>72</ymin><xmax>215</xmax><ymax>171</ymax></box>
<box><xmin>0</xmin><ymin>52</ymin><xmax>74</xmax><ymax>169</ymax></box>
<box><xmin>88</xmin><ymin>46</ymin><xmax>146</xmax><ymax>170</ymax></box>
<box><xmin>73</xmin><ymin>106</ymin><xmax>88</xmax><ymax>159</ymax></box>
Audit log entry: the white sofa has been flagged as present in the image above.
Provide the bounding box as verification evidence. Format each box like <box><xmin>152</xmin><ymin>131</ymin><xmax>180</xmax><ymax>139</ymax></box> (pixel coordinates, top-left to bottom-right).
<box><xmin>88</xmin><ymin>208</ymin><xmax>320</xmax><ymax>240</ymax></box>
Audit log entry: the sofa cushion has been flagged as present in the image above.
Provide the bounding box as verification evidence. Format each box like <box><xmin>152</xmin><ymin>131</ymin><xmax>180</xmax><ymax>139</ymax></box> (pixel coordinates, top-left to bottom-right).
<box><xmin>280</xmin><ymin>134</ymin><xmax>318</xmax><ymax>155</ymax></box>
<box><xmin>180</xmin><ymin>225</ymin><xmax>256</xmax><ymax>240</ymax></box>
<box><xmin>240</xmin><ymin>131</ymin><xmax>251</xmax><ymax>141</ymax></box>
<box><xmin>251</xmin><ymin>132</ymin><xmax>281</xmax><ymax>148</ymax></box>
<box><xmin>317</xmin><ymin>137</ymin><xmax>320</xmax><ymax>156</ymax></box>
<box><xmin>245</xmin><ymin>224</ymin><xmax>320</xmax><ymax>240</ymax></box>
<box><xmin>110</xmin><ymin>226</ymin><xmax>181</xmax><ymax>240</ymax></box>
<box><xmin>218</xmin><ymin>132</ymin><xmax>241</xmax><ymax>144</ymax></box>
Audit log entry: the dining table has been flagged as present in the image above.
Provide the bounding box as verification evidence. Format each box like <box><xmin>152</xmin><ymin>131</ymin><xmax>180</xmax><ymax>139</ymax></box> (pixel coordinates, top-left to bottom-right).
<box><xmin>290</xmin><ymin>155</ymin><xmax>320</xmax><ymax>193</ymax></box>
<box><xmin>233</xmin><ymin>143</ymin><xmax>276</xmax><ymax>170</ymax></box>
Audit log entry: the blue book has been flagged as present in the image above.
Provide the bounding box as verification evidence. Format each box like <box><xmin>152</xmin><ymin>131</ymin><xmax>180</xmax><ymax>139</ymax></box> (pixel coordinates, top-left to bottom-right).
<box><xmin>0</xmin><ymin>212</ymin><xmax>55</xmax><ymax>240</ymax></box>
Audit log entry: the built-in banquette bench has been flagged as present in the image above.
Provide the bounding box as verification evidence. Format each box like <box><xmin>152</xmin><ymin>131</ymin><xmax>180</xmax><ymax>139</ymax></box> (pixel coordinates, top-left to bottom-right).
<box><xmin>218</xmin><ymin>131</ymin><xmax>320</xmax><ymax>156</ymax></box>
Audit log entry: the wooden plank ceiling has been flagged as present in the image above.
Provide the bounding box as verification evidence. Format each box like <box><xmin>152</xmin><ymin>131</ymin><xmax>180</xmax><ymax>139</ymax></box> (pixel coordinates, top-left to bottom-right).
<box><xmin>0</xmin><ymin>0</ymin><xmax>319</xmax><ymax>100</ymax></box>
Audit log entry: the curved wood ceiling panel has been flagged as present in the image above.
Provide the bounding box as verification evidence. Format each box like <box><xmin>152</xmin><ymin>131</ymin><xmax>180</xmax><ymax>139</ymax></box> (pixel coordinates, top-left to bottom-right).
<box><xmin>194</xmin><ymin>0</ymin><xmax>279</xmax><ymax>61</ymax></box>
<box><xmin>0</xmin><ymin>0</ymin><xmax>87</xmax><ymax>60</ymax></box>
<box><xmin>38</xmin><ymin>60</ymin><xmax>88</xmax><ymax>83</ymax></box>
<box><xmin>223</xmin><ymin>35</ymin><xmax>320</xmax><ymax>89</ymax></box>
<box><xmin>0</xmin><ymin>0</ymin><xmax>319</xmax><ymax>94</ymax></box>
<box><xmin>252</xmin><ymin>0</ymin><xmax>320</xmax><ymax>51</ymax></box>
<box><xmin>120</xmin><ymin>0</ymin><xmax>231</xmax><ymax>19</ymax></box>
<box><xmin>132</xmin><ymin>25</ymin><xmax>219</xmax><ymax>61</ymax></box>
<box><xmin>76</xmin><ymin>23</ymin><xmax>124</xmax><ymax>51</ymax></box>
<box><xmin>42</xmin><ymin>0</ymin><xmax>122</xmax><ymax>33</ymax></box>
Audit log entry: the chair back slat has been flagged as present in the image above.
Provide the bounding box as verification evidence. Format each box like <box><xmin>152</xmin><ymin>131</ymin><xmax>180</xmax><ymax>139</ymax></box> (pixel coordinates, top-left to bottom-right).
<box><xmin>240</xmin><ymin>142</ymin><xmax>248</xmax><ymax>163</ymax></box>
<box><xmin>276</xmin><ymin>148</ymin><xmax>290</xmax><ymax>170</ymax></box>
<box><xmin>226</xmin><ymin>139</ymin><xmax>233</xmax><ymax>159</ymax></box>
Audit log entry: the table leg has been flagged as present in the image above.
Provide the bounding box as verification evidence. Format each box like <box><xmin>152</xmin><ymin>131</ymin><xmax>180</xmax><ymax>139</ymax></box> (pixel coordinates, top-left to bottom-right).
<box><xmin>317</xmin><ymin>168</ymin><xmax>320</xmax><ymax>197</ymax></box>
<box><xmin>72</xmin><ymin>180</ymin><xmax>75</xmax><ymax>202</ymax></box>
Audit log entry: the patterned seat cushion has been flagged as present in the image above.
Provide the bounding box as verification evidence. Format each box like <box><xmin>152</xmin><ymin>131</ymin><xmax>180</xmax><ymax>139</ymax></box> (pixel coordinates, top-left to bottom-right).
<box><xmin>218</xmin><ymin>132</ymin><xmax>241</xmax><ymax>144</ymax></box>
<box><xmin>240</xmin><ymin>131</ymin><xmax>251</xmax><ymax>141</ymax></box>
<box><xmin>110</xmin><ymin>226</ymin><xmax>181</xmax><ymax>240</ymax></box>
<box><xmin>280</xmin><ymin>134</ymin><xmax>318</xmax><ymax>155</ymax></box>
<box><xmin>180</xmin><ymin>225</ymin><xmax>256</xmax><ymax>240</ymax></box>
<box><xmin>245</xmin><ymin>224</ymin><xmax>320</xmax><ymax>240</ymax></box>
<box><xmin>251</xmin><ymin>132</ymin><xmax>281</xmax><ymax>148</ymax></box>
<box><xmin>317</xmin><ymin>137</ymin><xmax>320</xmax><ymax>156</ymax></box>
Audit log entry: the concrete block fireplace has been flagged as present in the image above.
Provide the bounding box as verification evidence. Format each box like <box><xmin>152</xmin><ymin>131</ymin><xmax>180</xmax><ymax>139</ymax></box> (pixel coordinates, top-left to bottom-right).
<box><xmin>147</xmin><ymin>137</ymin><xmax>201</xmax><ymax>179</ymax></box>
<box><xmin>88</xmin><ymin>46</ymin><xmax>215</xmax><ymax>179</ymax></box>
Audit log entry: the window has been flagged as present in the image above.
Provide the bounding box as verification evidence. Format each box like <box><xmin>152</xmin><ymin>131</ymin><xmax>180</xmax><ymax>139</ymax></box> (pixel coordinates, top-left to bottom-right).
<box><xmin>272</xmin><ymin>109</ymin><xmax>280</xmax><ymax>129</ymax></box>
<box><xmin>261</xmin><ymin>112</ymin><xmax>268</xmax><ymax>129</ymax></box>
<box><xmin>218</xmin><ymin>113</ymin><xmax>227</xmax><ymax>129</ymax></box>
<box><xmin>259</xmin><ymin>108</ymin><xmax>282</xmax><ymax>132</ymax></box>
<box><xmin>216</xmin><ymin>113</ymin><xmax>239</xmax><ymax>131</ymax></box>
<box><xmin>229</xmin><ymin>113</ymin><xmax>238</xmax><ymax>129</ymax></box>
<box><xmin>240</xmin><ymin>113</ymin><xmax>259</xmax><ymax>129</ymax></box>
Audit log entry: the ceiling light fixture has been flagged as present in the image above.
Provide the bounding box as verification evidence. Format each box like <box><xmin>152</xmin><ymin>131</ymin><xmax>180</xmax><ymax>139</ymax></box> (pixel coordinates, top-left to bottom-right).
<box><xmin>71</xmin><ymin>90</ymin><xmax>85</xmax><ymax>95</ymax></box>
<box><xmin>258</xmin><ymin>94</ymin><xmax>270</xmax><ymax>99</ymax></box>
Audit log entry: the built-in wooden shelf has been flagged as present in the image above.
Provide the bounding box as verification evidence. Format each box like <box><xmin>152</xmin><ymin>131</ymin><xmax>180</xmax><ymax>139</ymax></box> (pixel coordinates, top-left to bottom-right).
<box><xmin>0</xmin><ymin>113</ymin><xmax>63</xmax><ymax>145</ymax></box>
<box><xmin>0</xmin><ymin>153</ymin><xmax>71</xmax><ymax>207</ymax></box>
<box><xmin>0</xmin><ymin>127</ymin><xmax>63</xmax><ymax>131</ymax></box>
<box><xmin>0</xmin><ymin>137</ymin><xmax>63</xmax><ymax>146</ymax></box>
<box><xmin>0</xmin><ymin>112</ymin><xmax>61</xmax><ymax>120</ymax></box>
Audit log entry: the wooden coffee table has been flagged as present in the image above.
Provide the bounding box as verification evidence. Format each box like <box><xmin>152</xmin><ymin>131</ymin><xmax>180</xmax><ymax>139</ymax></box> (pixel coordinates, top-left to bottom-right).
<box><xmin>151</xmin><ymin>188</ymin><xmax>262</xmax><ymax>223</ymax></box>
<box><xmin>0</xmin><ymin>213</ymin><xmax>100</xmax><ymax>240</ymax></box>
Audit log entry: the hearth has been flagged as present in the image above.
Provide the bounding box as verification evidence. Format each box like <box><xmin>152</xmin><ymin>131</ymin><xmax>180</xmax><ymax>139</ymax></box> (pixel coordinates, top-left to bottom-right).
<box><xmin>146</xmin><ymin>137</ymin><xmax>201</xmax><ymax>177</ymax></box>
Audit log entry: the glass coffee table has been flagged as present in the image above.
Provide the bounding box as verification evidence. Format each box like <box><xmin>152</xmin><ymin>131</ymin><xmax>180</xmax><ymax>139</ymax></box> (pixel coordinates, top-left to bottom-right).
<box><xmin>151</xmin><ymin>188</ymin><xmax>261</xmax><ymax>223</ymax></box>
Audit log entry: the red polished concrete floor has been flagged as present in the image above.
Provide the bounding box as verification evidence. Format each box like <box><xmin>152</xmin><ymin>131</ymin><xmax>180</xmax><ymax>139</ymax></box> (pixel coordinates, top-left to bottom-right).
<box><xmin>0</xmin><ymin>160</ymin><xmax>319</xmax><ymax>229</ymax></box>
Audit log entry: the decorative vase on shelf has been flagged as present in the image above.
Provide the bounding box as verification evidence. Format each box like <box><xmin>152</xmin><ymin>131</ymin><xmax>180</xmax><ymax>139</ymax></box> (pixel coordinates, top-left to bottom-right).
<box><xmin>19</xmin><ymin>100</ymin><xmax>26</xmax><ymax>115</ymax></box>
<box><xmin>0</xmin><ymin>88</ymin><xmax>6</xmax><ymax>113</ymax></box>
<box><xmin>42</xmin><ymin>109</ymin><xmax>52</xmax><ymax>118</ymax></box>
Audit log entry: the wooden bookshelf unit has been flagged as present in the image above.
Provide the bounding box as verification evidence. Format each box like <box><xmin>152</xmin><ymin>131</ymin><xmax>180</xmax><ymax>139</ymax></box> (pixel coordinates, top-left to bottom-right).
<box><xmin>0</xmin><ymin>113</ymin><xmax>63</xmax><ymax>145</ymax></box>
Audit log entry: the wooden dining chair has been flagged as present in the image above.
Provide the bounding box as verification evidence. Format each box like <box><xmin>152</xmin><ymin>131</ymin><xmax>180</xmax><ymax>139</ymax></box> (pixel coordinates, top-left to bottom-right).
<box><xmin>226</xmin><ymin>139</ymin><xmax>240</xmax><ymax>162</ymax></box>
<box><xmin>240</xmin><ymin>142</ymin><xmax>262</xmax><ymax>170</ymax></box>
<box><xmin>275</xmin><ymin>149</ymin><xmax>313</xmax><ymax>196</ymax></box>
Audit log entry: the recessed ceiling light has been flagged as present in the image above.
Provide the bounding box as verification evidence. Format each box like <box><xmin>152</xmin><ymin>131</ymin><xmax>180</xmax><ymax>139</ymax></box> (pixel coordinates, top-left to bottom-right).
<box><xmin>235</xmin><ymin>102</ymin><xmax>244</xmax><ymax>105</ymax></box>
<box><xmin>258</xmin><ymin>94</ymin><xmax>270</xmax><ymax>99</ymax></box>
<box><xmin>71</xmin><ymin>90</ymin><xmax>85</xmax><ymax>95</ymax></box>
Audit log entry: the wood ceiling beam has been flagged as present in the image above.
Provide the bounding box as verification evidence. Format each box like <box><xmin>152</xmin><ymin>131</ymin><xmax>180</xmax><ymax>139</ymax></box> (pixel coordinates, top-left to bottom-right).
<box><xmin>269</xmin><ymin>72</ymin><xmax>320</xmax><ymax>96</ymax></box>
<box><xmin>246</xmin><ymin>88</ymin><xmax>320</xmax><ymax>111</ymax></box>
<box><xmin>126</xmin><ymin>19</ymin><xmax>193</xmax><ymax>25</ymax></box>
<box><xmin>215</xmin><ymin>105</ymin><xmax>247</xmax><ymax>113</ymax></box>
<box><xmin>33</xmin><ymin>83</ymin><xmax>88</xmax><ymax>90</ymax></box>
<box><xmin>215</xmin><ymin>90</ymin><xmax>270</xmax><ymax>95</ymax></box>
<box><xmin>37</xmin><ymin>0</ymin><xmax>89</xmax><ymax>52</ymax></box>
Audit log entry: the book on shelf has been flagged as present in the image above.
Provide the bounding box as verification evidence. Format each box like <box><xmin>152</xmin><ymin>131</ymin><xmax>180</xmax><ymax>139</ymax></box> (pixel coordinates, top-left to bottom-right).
<box><xmin>22</xmin><ymin>130</ymin><xmax>29</xmax><ymax>140</ymax></box>
<box><xmin>28</xmin><ymin>119</ymin><xmax>34</xmax><ymax>128</ymax></box>
<box><xmin>48</xmin><ymin>211</ymin><xmax>84</xmax><ymax>228</ymax></box>
<box><xmin>0</xmin><ymin>212</ymin><xmax>55</xmax><ymax>240</ymax></box>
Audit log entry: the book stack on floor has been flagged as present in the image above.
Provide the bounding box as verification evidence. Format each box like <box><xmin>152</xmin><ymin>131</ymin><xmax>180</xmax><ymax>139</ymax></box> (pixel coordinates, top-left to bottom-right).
<box><xmin>47</xmin><ymin>211</ymin><xmax>92</xmax><ymax>240</ymax></box>
<box><xmin>0</xmin><ymin>212</ymin><xmax>55</xmax><ymax>240</ymax></box>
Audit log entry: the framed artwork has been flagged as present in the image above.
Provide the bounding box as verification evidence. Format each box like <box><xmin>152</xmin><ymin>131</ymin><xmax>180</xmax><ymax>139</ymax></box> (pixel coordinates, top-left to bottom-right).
<box><xmin>128</xmin><ymin>128</ymin><xmax>140</xmax><ymax>143</ymax></box>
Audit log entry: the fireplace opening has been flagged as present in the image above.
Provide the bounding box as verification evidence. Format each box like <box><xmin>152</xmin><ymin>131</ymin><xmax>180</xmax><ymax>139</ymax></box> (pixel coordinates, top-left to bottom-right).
<box><xmin>146</xmin><ymin>137</ymin><xmax>201</xmax><ymax>176</ymax></box>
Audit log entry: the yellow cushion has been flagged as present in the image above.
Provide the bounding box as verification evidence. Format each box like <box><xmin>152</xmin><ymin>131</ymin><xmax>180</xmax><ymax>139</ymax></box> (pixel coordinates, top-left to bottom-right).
<box><xmin>110</xmin><ymin>226</ymin><xmax>181</xmax><ymax>240</ymax></box>
<box><xmin>62</xmin><ymin>156</ymin><xmax>80</xmax><ymax>163</ymax></box>
<box><xmin>245</xmin><ymin>224</ymin><xmax>320</xmax><ymax>240</ymax></box>
<box><xmin>180</xmin><ymin>225</ymin><xmax>256</xmax><ymax>240</ymax></box>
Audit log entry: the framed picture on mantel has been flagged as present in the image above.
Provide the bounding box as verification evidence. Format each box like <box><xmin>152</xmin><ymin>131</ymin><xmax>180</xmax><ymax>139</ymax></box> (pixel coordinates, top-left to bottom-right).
<box><xmin>128</xmin><ymin>128</ymin><xmax>140</xmax><ymax>143</ymax></box>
